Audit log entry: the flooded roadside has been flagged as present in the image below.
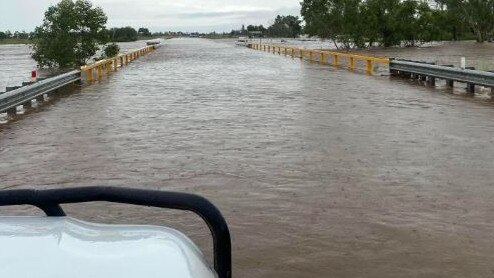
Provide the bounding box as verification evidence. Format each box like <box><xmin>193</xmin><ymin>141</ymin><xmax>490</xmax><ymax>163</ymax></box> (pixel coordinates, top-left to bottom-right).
<box><xmin>1</xmin><ymin>38</ymin><xmax>494</xmax><ymax>277</ymax></box>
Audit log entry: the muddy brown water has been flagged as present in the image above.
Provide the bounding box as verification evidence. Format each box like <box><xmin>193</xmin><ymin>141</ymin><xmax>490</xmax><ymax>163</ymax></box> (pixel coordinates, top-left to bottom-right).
<box><xmin>1</xmin><ymin>39</ymin><xmax>494</xmax><ymax>277</ymax></box>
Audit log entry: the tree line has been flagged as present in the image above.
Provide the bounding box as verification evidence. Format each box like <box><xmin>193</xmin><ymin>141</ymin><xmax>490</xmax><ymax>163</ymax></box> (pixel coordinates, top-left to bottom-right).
<box><xmin>301</xmin><ymin>0</ymin><xmax>494</xmax><ymax>49</ymax></box>
<box><xmin>228</xmin><ymin>15</ymin><xmax>303</xmax><ymax>38</ymax></box>
<box><xmin>0</xmin><ymin>31</ymin><xmax>31</xmax><ymax>40</ymax></box>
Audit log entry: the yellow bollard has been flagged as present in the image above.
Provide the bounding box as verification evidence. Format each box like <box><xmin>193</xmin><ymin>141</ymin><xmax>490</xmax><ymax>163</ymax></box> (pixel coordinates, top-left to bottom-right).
<box><xmin>366</xmin><ymin>59</ymin><xmax>373</xmax><ymax>74</ymax></box>
<box><xmin>278</xmin><ymin>47</ymin><xmax>281</xmax><ymax>55</ymax></box>
<box><xmin>284</xmin><ymin>48</ymin><xmax>287</xmax><ymax>56</ymax></box>
<box><xmin>309</xmin><ymin>51</ymin><xmax>313</xmax><ymax>62</ymax></box>
<box><xmin>333</xmin><ymin>55</ymin><xmax>339</xmax><ymax>67</ymax></box>
<box><xmin>114</xmin><ymin>58</ymin><xmax>118</xmax><ymax>71</ymax></box>
<box><xmin>106</xmin><ymin>62</ymin><xmax>111</xmax><ymax>74</ymax></box>
<box><xmin>320</xmin><ymin>52</ymin><xmax>325</xmax><ymax>64</ymax></box>
<box><xmin>86</xmin><ymin>68</ymin><xmax>93</xmax><ymax>82</ymax></box>
<box><xmin>291</xmin><ymin>48</ymin><xmax>295</xmax><ymax>57</ymax></box>
<box><xmin>97</xmin><ymin>65</ymin><xmax>103</xmax><ymax>80</ymax></box>
<box><xmin>300</xmin><ymin>49</ymin><xmax>304</xmax><ymax>59</ymax></box>
<box><xmin>349</xmin><ymin>57</ymin><xmax>355</xmax><ymax>70</ymax></box>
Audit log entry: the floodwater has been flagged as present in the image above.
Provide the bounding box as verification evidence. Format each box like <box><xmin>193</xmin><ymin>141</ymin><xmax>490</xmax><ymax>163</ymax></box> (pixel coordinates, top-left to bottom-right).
<box><xmin>2</xmin><ymin>38</ymin><xmax>494</xmax><ymax>277</ymax></box>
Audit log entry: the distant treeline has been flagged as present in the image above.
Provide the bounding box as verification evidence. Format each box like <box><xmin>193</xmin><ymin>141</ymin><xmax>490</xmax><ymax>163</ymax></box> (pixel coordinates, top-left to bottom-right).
<box><xmin>0</xmin><ymin>31</ymin><xmax>31</xmax><ymax>40</ymax></box>
<box><xmin>106</xmin><ymin>27</ymin><xmax>161</xmax><ymax>42</ymax></box>
<box><xmin>301</xmin><ymin>0</ymin><xmax>494</xmax><ymax>49</ymax></box>
<box><xmin>0</xmin><ymin>27</ymin><xmax>162</xmax><ymax>43</ymax></box>
<box><xmin>226</xmin><ymin>15</ymin><xmax>303</xmax><ymax>39</ymax></box>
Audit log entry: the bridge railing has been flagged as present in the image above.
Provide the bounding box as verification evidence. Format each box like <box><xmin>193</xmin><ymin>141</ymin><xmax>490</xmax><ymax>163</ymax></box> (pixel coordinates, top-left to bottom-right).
<box><xmin>81</xmin><ymin>45</ymin><xmax>155</xmax><ymax>81</ymax></box>
<box><xmin>1</xmin><ymin>45</ymin><xmax>157</xmax><ymax>116</ymax></box>
<box><xmin>248</xmin><ymin>43</ymin><xmax>389</xmax><ymax>74</ymax></box>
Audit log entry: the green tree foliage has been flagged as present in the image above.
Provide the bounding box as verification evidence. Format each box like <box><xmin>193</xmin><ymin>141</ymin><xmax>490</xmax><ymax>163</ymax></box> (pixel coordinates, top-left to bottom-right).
<box><xmin>246</xmin><ymin>25</ymin><xmax>267</xmax><ymax>33</ymax></box>
<box><xmin>301</xmin><ymin>0</ymin><xmax>493</xmax><ymax>48</ymax></box>
<box><xmin>138</xmin><ymin>27</ymin><xmax>151</xmax><ymax>37</ymax></box>
<box><xmin>104</xmin><ymin>43</ymin><xmax>120</xmax><ymax>58</ymax></box>
<box><xmin>108</xmin><ymin>27</ymin><xmax>138</xmax><ymax>42</ymax></box>
<box><xmin>436</xmin><ymin>0</ymin><xmax>494</xmax><ymax>42</ymax></box>
<box><xmin>268</xmin><ymin>15</ymin><xmax>303</xmax><ymax>38</ymax></box>
<box><xmin>0</xmin><ymin>32</ymin><xmax>7</xmax><ymax>40</ymax></box>
<box><xmin>31</xmin><ymin>0</ymin><xmax>108</xmax><ymax>68</ymax></box>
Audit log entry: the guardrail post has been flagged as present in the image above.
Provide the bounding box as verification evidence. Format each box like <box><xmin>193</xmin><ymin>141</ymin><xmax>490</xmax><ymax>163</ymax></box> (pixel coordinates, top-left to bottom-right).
<box><xmin>23</xmin><ymin>100</ymin><xmax>32</xmax><ymax>108</ymax></box>
<box><xmin>106</xmin><ymin>62</ymin><xmax>111</xmax><ymax>74</ymax></box>
<box><xmin>429</xmin><ymin>77</ymin><xmax>436</xmax><ymax>86</ymax></box>
<box><xmin>333</xmin><ymin>55</ymin><xmax>339</xmax><ymax>67</ymax></box>
<box><xmin>467</xmin><ymin>83</ymin><xmax>475</xmax><ymax>94</ymax></box>
<box><xmin>291</xmin><ymin>48</ymin><xmax>295</xmax><ymax>58</ymax></box>
<box><xmin>349</xmin><ymin>57</ymin><xmax>355</xmax><ymax>70</ymax></box>
<box><xmin>366</xmin><ymin>60</ymin><xmax>372</xmax><ymax>74</ymax></box>
<box><xmin>113</xmin><ymin>58</ymin><xmax>118</xmax><ymax>71</ymax></box>
<box><xmin>36</xmin><ymin>95</ymin><xmax>44</xmax><ymax>103</ymax></box>
<box><xmin>309</xmin><ymin>51</ymin><xmax>313</xmax><ymax>62</ymax></box>
<box><xmin>86</xmin><ymin>69</ymin><xmax>94</xmax><ymax>82</ymax></box>
<box><xmin>284</xmin><ymin>47</ymin><xmax>287</xmax><ymax>56</ymax></box>
<box><xmin>320</xmin><ymin>52</ymin><xmax>324</xmax><ymax>64</ymax></box>
<box><xmin>97</xmin><ymin>65</ymin><xmax>103</xmax><ymax>80</ymax></box>
<box><xmin>5</xmin><ymin>87</ymin><xmax>18</xmax><ymax>115</ymax></box>
<box><xmin>278</xmin><ymin>47</ymin><xmax>281</xmax><ymax>55</ymax></box>
<box><xmin>300</xmin><ymin>49</ymin><xmax>304</xmax><ymax>59</ymax></box>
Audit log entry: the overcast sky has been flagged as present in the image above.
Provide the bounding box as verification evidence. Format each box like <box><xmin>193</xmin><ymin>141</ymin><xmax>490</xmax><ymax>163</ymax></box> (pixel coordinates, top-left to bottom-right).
<box><xmin>0</xmin><ymin>0</ymin><xmax>301</xmax><ymax>32</ymax></box>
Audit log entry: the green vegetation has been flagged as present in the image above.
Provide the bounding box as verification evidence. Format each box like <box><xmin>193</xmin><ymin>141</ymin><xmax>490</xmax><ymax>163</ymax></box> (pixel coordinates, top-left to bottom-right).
<box><xmin>31</xmin><ymin>0</ymin><xmax>108</xmax><ymax>68</ymax></box>
<box><xmin>103</xmin><ymin>43</ymin><xmax>120</xmax><ymax>58</ymax></box>
<box><xmin>268</xmin><ymin>15</ymin><xmax>302</xmax><ymax>38</ymax></box>
<box><xmin>301</xmin><ymin>0</ymin><xmax>494</xmax><ymax>49</ymax></box>
<box><xmin>0</xmin><ymin>31</ymin><xmax>32</xmax><ymax>44</ymax></box>
<box><xmin>108</xmin><ymin>27</ymin><xmax>138</xmax><ymax>42</ymax></box>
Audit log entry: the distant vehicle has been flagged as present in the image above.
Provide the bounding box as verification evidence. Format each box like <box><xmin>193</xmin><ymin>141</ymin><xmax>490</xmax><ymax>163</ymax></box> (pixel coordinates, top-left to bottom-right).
<box><xmin>235</xmin><ymin>37</ymin><xmax>249</xmax><ymax>47</ymax></box>
<box><xmin>0</xmin><ymin>187</ymin><xmax>232</xmax><ymax>278</ymax></box>
<box><xmin>146</xmin><ymin>40</ymin><xmax>161</xmax><ymax>46</ymax></box>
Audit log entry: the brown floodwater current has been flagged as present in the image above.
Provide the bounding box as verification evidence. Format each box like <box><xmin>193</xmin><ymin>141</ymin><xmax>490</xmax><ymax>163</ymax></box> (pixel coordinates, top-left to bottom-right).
<box><xmin>1</xmin><ymin>39</ymin><xmax>494</xmax><ymax>277</ymax></box>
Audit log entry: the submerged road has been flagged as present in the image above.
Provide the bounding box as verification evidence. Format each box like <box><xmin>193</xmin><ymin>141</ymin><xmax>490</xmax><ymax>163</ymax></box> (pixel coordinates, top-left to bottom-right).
<box><xmin>1</xmin><ymin>38</ymin><xmax>494</xmax><ymax>277</ymax></box>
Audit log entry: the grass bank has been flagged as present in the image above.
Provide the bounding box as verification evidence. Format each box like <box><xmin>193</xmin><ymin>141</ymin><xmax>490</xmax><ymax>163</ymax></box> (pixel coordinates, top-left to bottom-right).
<box><xmin>0</xmin><ymin>38</ymin><xmax>31</xmax><ymax>45</ymax></box>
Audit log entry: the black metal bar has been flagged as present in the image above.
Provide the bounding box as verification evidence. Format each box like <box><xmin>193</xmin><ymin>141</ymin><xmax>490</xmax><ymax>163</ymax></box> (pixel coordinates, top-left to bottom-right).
<box><xmin>0</xmin><ymin>186</ymin><xmax>231</xmax><ymax>278</ymax></box>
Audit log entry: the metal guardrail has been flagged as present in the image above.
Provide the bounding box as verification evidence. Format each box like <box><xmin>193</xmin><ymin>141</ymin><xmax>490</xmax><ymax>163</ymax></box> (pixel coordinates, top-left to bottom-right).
<box><xmin>0</xmin><ymin>70</ymin><xmax>81</xmax><ymax>114</ymax></box>
<box><xmin>81</xmin><ymin>45</ymin><xmax>156</xmax><ymax>82</ymax></box>
<box><xmin>1</xmin><ymin>45</ymin><xmax>157</xmax><ymax>116</ymax></box>
<box><xmin>249</xmin><ymin>43</ymin><xmax>389</xmax><ymax>74</ymax></box>
<box><xmin>390</xmin><ymin>59</ymin><xmax>494</xmax><ymax>89</ymax></box>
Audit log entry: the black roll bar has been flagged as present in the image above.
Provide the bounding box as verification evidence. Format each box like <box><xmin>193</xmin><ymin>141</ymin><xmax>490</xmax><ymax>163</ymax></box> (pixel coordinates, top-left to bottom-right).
<box><xmin>0</xmin><ymin>186</ymin><xmax>232</xmax><ymax>278</ymax></box>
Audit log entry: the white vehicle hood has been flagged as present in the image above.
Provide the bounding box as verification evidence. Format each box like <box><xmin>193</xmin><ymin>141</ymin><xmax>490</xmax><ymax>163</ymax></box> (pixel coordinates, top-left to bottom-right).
<box><xmin>0</xmin><ymin>217</ymin><xmax>217</xmax><ymax>278</ymax></box>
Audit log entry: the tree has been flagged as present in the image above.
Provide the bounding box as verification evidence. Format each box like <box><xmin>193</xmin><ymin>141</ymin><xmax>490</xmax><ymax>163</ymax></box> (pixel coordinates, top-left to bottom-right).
<box><xmin>268</xmin><ymin>15</ymin><xmax>302</xmax><ymax>38</ymax></box>
<box><xmin>0</xmin><ymin>32</ymin><xmax>6</xmax><ymax>40</ymax></box>
<box><xmin>31</xmin><ymin>0</ymin><xmax>108</xmax><ymax>68</ymax></box>
<box><xmin>104</xmin><ymin>43</ymin><xmax>120</xmax><ymax>58</ymax></box>
<box><xmin>109</xmin><ymin>27</ymin><xmax>138</xmax><ymax>42</ymax></box>
<box><xmin>301</xmin><ymin>0</ymin><xmax>366</xmax><ymax>48</ymax></box>
<box><xmin>436</xmin><ymin>0</ymin><xmax>494</xmax><ymax>42</ymax></box>
<box><xmin>138</xmin><ymin>27</ymin><xmax>151</xmax><ymax>37</ymax></box>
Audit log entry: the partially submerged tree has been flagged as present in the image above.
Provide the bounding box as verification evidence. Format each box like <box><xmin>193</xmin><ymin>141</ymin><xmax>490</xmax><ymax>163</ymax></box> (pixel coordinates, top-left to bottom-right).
<box><xmin>268</xmin><ymin>15</ymin><xmax>303</xmax><ymax>38</ymax></box>
<box><xmin>108</xmin><ymin>27</ymin><xmax>139</xmax><ymax>42</ymax></box>
<box><xmin>436</xmin><ymin>0</ymin><xmax>494</xmax><ymax>42</ymax></box>
<box><xmin>104</xmin><ymin>43</ymin><xmax>120</xmax><ymax>58</ymax></box>
<box><xmin>31</xmin><ymin>0</ymin><xmax>108</xmax><ymax>68</ymax></box>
